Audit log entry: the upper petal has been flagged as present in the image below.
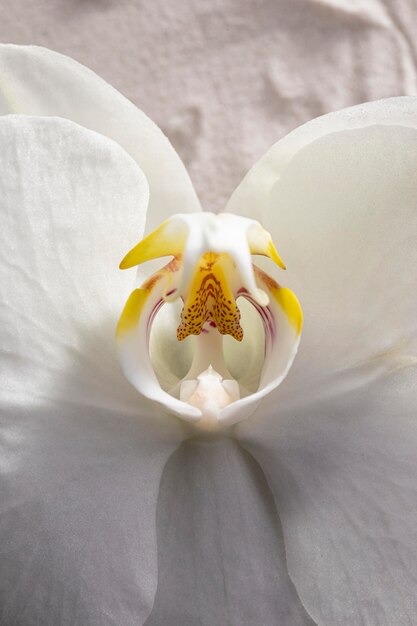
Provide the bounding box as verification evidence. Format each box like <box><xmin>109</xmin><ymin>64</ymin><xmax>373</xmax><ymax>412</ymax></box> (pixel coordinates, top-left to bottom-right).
<box><xmin>226</xmin><ymin>97</ymin><xmax>417</xmax><ymax>222</ymax></box>
<box><xmin>0</xmin><ymin>114</ymin><xmax>147</xmax><ymax>415</ymax></box>
<box><xmin>226</xmin><ymin>98</ymin><xmax>417</xmax><ymax>418</ymax></box>
<box><xmin>259</xmin><ymin>117</ymin><xmax>417</xmax><ymax>416</ymax></box>
<box><xmin>0</xmin><ymin>44</ymin><xmax>201</xmax><ymax>231</ymax></box>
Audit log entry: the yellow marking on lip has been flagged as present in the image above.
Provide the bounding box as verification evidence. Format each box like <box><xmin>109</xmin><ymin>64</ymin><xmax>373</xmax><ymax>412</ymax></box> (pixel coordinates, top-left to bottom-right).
<box><xmin>254</xmin><ymin>266</ymin><xmax>303</xmax><ymax>334</ymax></box>
<box><xmin>116</xmin><ymin>288</ymin><xmax>149</xmax><ymax>337</ymax></box>
<box><xmin>120</xmin><ymin>219</ymin><xmax>187</xmax><ymax>270</ymax></box>
<box><xmin>117</xmin><ymin>258</ymin><xmax>181</xmax><ymax>337</ymax></box>
<box><xmin>271</xmin><ymin>287</ymin><xmax>303</xmax><ymax>334</ymax></box>
<box><xmin>177</xmin><ymin>253</ymin><xmax>243</xmax><ymax>342</ymax></box>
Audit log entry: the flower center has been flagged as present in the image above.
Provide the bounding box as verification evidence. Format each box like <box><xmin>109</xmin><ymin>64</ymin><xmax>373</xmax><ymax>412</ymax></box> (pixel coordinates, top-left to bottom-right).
<box><xmin>117</xmin><ymin>212</ymin><xmax>302</xmax><ymax>430</ymax></box>
<box><xmin>177</xmin><ymin>252</ymin><xmax>243</xmax><ymax>341</ymax></box>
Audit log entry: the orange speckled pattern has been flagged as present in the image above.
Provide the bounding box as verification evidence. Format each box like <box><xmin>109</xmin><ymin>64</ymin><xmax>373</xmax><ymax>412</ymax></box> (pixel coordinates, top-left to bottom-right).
<box><xmin>177</xmin><ymin>253</ymin><xmax>243</xmax><ymax>341</ymax></box>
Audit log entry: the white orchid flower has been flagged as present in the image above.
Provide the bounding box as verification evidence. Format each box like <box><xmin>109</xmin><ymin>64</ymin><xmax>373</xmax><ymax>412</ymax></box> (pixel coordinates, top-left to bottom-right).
<box><xmin>1</xmin><ymin>45</ymin><xmax>417</xmax><ymax>626</ymax></box>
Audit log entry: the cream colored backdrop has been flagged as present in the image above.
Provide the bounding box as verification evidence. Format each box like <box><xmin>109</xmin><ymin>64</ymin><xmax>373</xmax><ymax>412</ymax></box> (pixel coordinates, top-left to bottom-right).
<box><xmin>1</xmin><ymin>0</ymin><xmax>416</xmax><ymax>211</ymax></box>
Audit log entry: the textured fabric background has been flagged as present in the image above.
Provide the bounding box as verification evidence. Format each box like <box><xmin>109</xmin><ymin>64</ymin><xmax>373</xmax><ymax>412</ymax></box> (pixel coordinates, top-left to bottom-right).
<box><xmin>1</xmin><ymin>0</ymin><xmax>416</xmax><ymax>211</ymax></box>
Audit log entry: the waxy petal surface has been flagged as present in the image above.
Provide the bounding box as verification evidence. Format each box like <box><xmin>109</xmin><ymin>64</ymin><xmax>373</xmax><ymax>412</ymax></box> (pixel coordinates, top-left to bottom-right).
<box><xmin>0</xmin><ymin>116</ymin><xmax>185</xmax><ymax>625</ymax></box>
<box><xmin>146</xmin><ymin>439</ymin><xmax>316</xmax><ymax>626</ymax></box>
<box><xmin>238</xmin><ymin>110</ymin><xmax>417</xmax><ymax>624</ymax></box>
<box><xmin>0</xmin><ymin>115</ymin><xmax>148</xmax><ymax>413</ymax></box>
<box><xmin>226</xmin><ymin>97</ymin><xmax>417</xmax><ymax>223</ymax></box>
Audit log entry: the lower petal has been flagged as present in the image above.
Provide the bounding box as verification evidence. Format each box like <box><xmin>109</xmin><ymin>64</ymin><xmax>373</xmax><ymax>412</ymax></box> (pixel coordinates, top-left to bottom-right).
<box><xmin>146</xmin><ymin>438</ymin><xmax>315</xmax><ymax>626</ymax></box>
<box><xmin>0</xmin><ymin>402</ymin><xmax>184</xmax><ymax>626</ymax></box>
<box><xmin>0</xmin><ymin>115</ymin><xmax>148</xmax><ymax>416</ymax></box>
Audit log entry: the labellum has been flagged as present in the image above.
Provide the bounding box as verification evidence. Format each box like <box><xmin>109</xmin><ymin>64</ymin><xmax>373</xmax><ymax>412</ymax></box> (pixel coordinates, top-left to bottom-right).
<box><xmin>117</xmin><ymin>212</ymin><xmax>302</xmax><ymax>429</ymax></box>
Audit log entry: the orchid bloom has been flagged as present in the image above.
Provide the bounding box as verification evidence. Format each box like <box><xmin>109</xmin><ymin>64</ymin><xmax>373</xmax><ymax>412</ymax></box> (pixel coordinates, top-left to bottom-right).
<box><xmin>1</xmin><ymin>45</ymin><xmax>417</xmax><ymax>626</ymax></box>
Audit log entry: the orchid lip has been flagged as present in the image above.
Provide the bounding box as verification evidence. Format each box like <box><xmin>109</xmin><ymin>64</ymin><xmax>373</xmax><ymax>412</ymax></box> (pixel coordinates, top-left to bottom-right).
<box><xmin>117</xmin><ymin>212</ymin><xmax>303</xmax><ymax>430</ymax></box>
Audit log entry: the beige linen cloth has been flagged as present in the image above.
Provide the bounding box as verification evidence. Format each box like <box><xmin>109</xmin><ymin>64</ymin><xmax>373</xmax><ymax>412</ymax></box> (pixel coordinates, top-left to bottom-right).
<box><xmin>2</xmin><ymin>0</ymin><xmax>416</xmax><ymax>212</ymax></box>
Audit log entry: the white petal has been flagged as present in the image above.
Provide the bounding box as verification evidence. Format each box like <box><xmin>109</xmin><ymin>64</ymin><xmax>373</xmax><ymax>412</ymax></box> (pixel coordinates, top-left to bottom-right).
<box><xmin>0</xmin><ymin>115</ymin><xmax>147</xmax><ymax>415</ymax></box>
<box><xmin>238</xmin><ymin>372</ymin><xmax>417</xmax><ymax>625</ymax></box>
<box><xmin>221</xmin><ymin>268</ymin><xmax>302</xmax><ymax>428</ymax></box>
<box><xmin>226</xmin><ymin>97</ymin><xmax>417</xmax><ymax>222</ymax></box>
<box><xmin>149</xmin><ymin>301</ymin><xmax>194</xmax><ymax>390</ymax></box>
<box><xmin>223</xmin><ymin>298</ymin><xmax>265</xmax><ymax>392</ymax></box>
<box><xmin>262</xmin><ymin>119</ymin><xmax>417</xmax><ymax>415</ymax></box>
<box><xmin>237</xmin><ymin>104</ymin><xmax>417</xmax><ymax>623</ymax></box>
<box><xmin>117</xmin><ymin>281</ymin><xmax>201</xmax><ymax>424</ymax></box>
<box><xmin>0</xmin><ymin>403</ymin><xmax>184</xmax><ymax>625</ymax></box>
<box><xmin>145</xmin><ymin>439</ymin><xmax>315</xmax><ymax>626</ymax></box>
<box><xmin>0</xmin><ymin>44</ymin><xmax>201</xmax><ymax>230</ymax></box>
<box><xmin>0</xmin><ymin>115</ymin><xmax>186</xmax><ymax>624</ymax></box>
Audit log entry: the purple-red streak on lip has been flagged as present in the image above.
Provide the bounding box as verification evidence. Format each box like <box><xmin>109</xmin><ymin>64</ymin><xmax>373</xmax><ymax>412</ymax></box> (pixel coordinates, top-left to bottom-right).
<box><xmin>237</xmin><ymin>288</ymin><xmax>276</xmax><ymax>356</ymax></box>
<box><xmin>145</xmin><ymin>288</ymin><xmax>276</xmax><ymax>358</ymax></box>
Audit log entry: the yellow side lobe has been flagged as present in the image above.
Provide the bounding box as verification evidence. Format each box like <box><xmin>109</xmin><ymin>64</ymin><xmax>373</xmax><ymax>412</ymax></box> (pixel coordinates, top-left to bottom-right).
<box><xmin>120</xmin><ymin>219</ymin><xmax>187</xmax><ymax>269</ymax></box>
<box><xmin>116</xmin><ymin>289</ymin><xmax>149</xmax><ymax>337</ymax></box>
<box><xmin>266</xmin><ymin>240</ymin><xmax>286</xmax><ymax>271</ymax></box>
<box><xmin>254</xmin><ymin>265</ymin><xmax>303</xmax><ymax>334</ymax></box>
<box><xmin>177</xmin><ymin>253</ymin><xmax>243</xmax><ymax>341</ymax></box>
<box><xmin>270</xmin><ymin>286</ymin><xmax>303</xmax><ymax>335</ymax></box>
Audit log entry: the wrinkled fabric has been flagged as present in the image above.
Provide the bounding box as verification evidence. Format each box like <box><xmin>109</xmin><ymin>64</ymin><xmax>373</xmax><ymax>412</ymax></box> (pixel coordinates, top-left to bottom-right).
<box><xmin>1</xmin><ymin>0</ymin><xmax>416</xmax><ymax>214</ymax></box>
